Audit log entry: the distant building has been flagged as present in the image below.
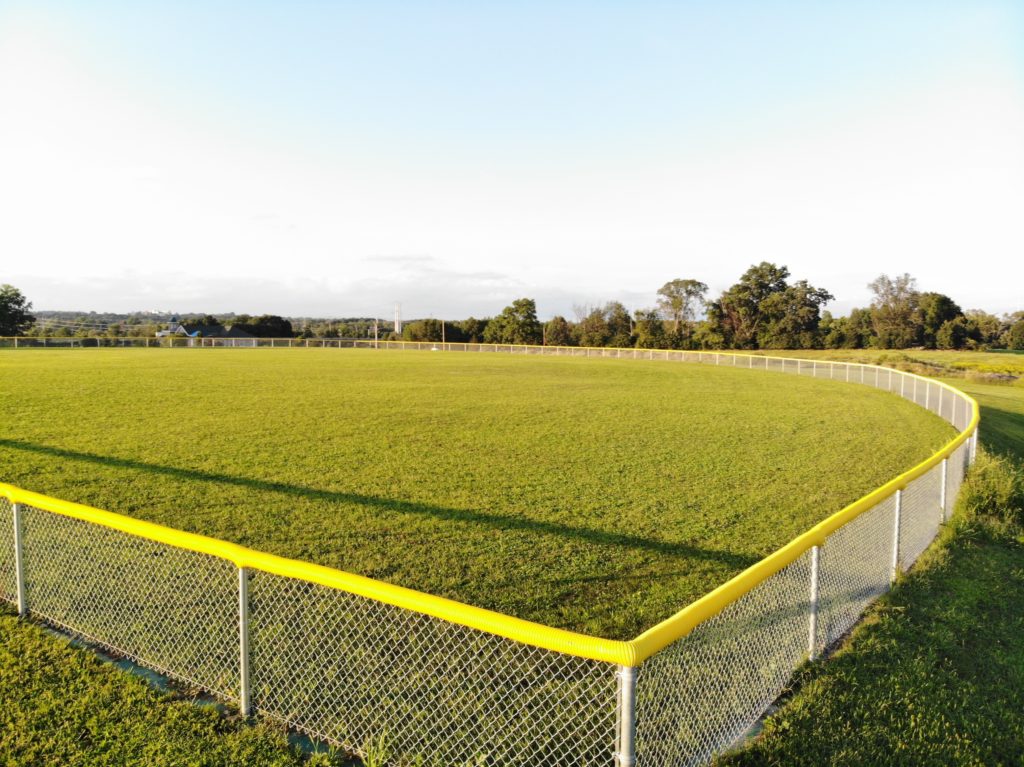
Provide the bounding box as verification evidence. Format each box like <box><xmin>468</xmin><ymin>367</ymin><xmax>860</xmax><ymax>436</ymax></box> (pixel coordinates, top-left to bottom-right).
<box><xmin>155</xmin><ymin>318</ymin><xmax>193</xmax><ymax>338</ymax></box>
<box><xmin>155</xmin><ymin>320</ymin><xmax>254</xmax><ymax>339</ymax></box>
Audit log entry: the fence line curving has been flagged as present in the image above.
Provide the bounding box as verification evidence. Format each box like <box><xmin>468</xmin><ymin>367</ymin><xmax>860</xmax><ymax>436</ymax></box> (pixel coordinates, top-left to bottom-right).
<box><xmin>0</xmin><ymin>342</ymin><xmax>979</xmax><ymax>766</ymax></box>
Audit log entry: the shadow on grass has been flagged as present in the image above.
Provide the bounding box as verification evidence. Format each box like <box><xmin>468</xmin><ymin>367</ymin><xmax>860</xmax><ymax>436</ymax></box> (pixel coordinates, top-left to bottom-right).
<box><xmin>0</xmin><ymin>438</ymin><xmax>760</xmax><ymax>570</ymax></box>
<box><xmin>978</xmin><ymin>399</ymin><xmax>1024</xmax><ymax>461</ymax></box>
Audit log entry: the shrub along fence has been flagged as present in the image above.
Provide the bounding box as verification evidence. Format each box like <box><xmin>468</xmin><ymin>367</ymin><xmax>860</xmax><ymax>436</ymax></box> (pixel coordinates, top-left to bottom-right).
<box><xmin>0</xmin><ymin>346</ymin><xmax>977</xmax><ymax>766</ymax></box>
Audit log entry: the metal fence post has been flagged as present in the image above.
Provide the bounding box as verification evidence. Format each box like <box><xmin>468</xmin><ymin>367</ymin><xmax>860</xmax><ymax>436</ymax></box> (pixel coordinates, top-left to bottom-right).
<box><xmin>238</xmin><ymin>567</ymin><xmax>252</xmax><ymax>716</ymax></box>
<box><xmin>808</xmin><ymin>544</ymin><xmax>820</xmax><ymax>660</ymax></box>
<box><xmin>12</xmin><ymin>503</ymin><xmax>26</xmax><ymax>618</ymax></box>
<box><xmin>940</xmin><ymin>458</ymin><xmax>948</xmax><ymax>523</ymax></box>
<box><xmin>615</xmin><ymin>665</ymin><xmax>637</xmax><ymax>767</ymax></box>
<box><xmin>890</xmin><ymin>489</ymin><xmax>903</xmax><ymax>584</ymax></box>
<box><xmin>970</xmin><ymin>430</ymin><xmax>978</xmax><ymax>464</ymax></box>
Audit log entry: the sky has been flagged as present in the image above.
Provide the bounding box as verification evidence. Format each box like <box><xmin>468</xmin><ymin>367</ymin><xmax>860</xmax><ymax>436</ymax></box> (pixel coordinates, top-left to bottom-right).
<box><xmin>1</xmin><ymin>1</ymin><xmax>1022</xmax><ymax>320</ymax></box>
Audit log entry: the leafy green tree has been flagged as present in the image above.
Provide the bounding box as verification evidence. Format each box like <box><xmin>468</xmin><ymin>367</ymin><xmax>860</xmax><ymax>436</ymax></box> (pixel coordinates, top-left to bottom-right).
<box><xmin>1007</xmin><ymin>319</ymin><xmax>1024</xmax><ymax>351</ymax></box>
<box><xmin>690</xmin><ymin>320</ymin><xmax>725</xmax><ymax>349</ymax></box>
<box><xmin>458</xmin><ymin>317</ymin><xmax>488</xmax><ymax>343</ymax></box>
<box><xmin>184</xmin><ymin>314</ymin><xmax>221</xmax><ymax>328</ymax></box>
<box><xmin>917</xmin><ymin>292</ymin><xmax>962</xmax><ymax>348</ymax></box>
<box><xmin>868</xmin><ymin>273</ymin><xmax>920</xmax><ymax>348</ymax></box>
<box><xmin>657</xmin><ymin>279</ymin><xmax>708</xmax><ymax>338</ymax></box>
<box><xmin>483</xmin><ymin>298</ymin><xmax>543</xmax><ymax>345</ymax></box>
<box><xmin>605</xmin><ymin>302</ymin><xmax>634</xmax><ymax>347</ymax></box>
<box><xmin>0</xmin><ymin>284</ymin><xmax>35</xmax><ymax>336</ymax></box>
<box><xmin>402</xmin><ymin>319</ymin><xmax>443</xmax><ymax>342</ymax></box>
<box><xmin>544</xmin><ymin>316</ymin><xmax>572</xmax><ymax>346</ymax></box>
<box><xmin>706</xmin><ymin>262</ymin><xmax>790</xmax><ymax>348</ymax></box>
<box><xmin>634</xmin><ymin>309</ymin><xmax>668</xmax><ymax>349</ymax></box>
<box><xmin>936</xmin><ymin>317</ymin><xmax>971</xmax><ymax>350</ymax></box>
<box><xmin>705</xmin><ymin>263</ymin><xmax>830</xmax><ymax>349</ymax></box>
<box><xmin>756</xmin><ymin>280</ymin><xmax>834</xmax><ymax>349</ymax></box>
<box><xmin>849</xmin><ymin>308</ymin><xmax>876</xmax><ymax>348</ymax></box>
<box><xmin>820</xmin><ymin>312</ymin><xmax>847</xmax><ymax>349</ymax></box>
<box><xmin>964</xmin><ymin>310</ymin><xmax>1003</xmax><ymax>348</ymax></box>
<box><xmin>233</xmin><ymin>315</ymin><xmax>293</xmax><ymax>338</ymax></box>
<box><xmin>572</xmin><ymin>306</ymin><xmax>610</xmax><ymax>348</ymax></box>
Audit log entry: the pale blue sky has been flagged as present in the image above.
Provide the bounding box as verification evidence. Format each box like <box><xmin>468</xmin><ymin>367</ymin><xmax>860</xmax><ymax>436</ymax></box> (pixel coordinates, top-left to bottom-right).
<box><xmin>2</xmin><ymin>1</ymin><xmax>1022</xmax><ymax>317</ymax></box>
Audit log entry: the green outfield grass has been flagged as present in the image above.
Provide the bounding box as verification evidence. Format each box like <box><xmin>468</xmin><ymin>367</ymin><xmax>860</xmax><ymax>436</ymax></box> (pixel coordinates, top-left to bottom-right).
<box><xmin>0</xmin><ymin>348</ymin><xmax>954</xmax><ymax>640</ymax></box>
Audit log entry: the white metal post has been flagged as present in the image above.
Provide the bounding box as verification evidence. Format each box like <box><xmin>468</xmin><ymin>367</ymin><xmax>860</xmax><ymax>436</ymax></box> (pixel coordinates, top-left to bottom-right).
<box><xmin>238</xmin><ymin>567</ymin><xmax>252</xmax><ymax>716</ymax></box>
<box><xmin>808</xmin><ymin>545</ymin><xmax>820</xmax><ymax>660</ymax></box>
<box><xmin>891</xmin><ymin>490</ymin><xmax>903</xmax><ymax>584</ymax></box>
<box><xmin>12</xmin><ymin>503</ymin><xmax>26</xmax><ymax>618</ymax></box>
<box><xmin>940</xmin><ymin>458</ymin><xmax>948</xmax><ymax>522</ymax></box>
<box><xmin>615</xmin><ymin>665</ymin><xmax>637</xmax><ymax>767</ymax></box>
<box><xmin>970</xmin><ymin>430</ymin><xmax>978</xmax><ymax>464</ymax></box>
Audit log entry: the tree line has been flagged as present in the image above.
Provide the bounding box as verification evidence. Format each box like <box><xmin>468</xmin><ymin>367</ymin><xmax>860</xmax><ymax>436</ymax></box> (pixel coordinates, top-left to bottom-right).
<box><xmin>400</xmin><ymin>264</ymin><xmax>1024</xmax><ymax>352</ymax></box>
<box><xmin>2</xmin><ymin>267</ymin><xmax>1023</xmax><ymax>351</ymax></box>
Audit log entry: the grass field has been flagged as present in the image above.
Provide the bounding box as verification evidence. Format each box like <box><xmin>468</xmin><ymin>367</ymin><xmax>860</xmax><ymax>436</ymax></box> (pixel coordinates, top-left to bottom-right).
<box><xmin>724</xmin><ymin>359</ymin><xmax>1024</xmax><ymax>766</ymax></box>
<box><xmin>0</xmin><ymin>612</ymin><xmax>346</xmax><ymax>767</ymax></box>
<box><xmin>0</xmin><ymin>348</ymin><xmax>954</xmax><ymax>640</ymax></box>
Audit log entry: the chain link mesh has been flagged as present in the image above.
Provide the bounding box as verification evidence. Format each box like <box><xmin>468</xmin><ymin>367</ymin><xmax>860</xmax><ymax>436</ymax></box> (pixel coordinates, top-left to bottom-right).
<box><xmin>946</xmin><ymin>443</ymin><xmax>967</xmax><ymax>510</ymax></box>
<box><xmin>634</xmin><ymin>551</ymin><xmax>813</xmax><ymax>767</ymax></box>
<box><xmin>816</xmin><ymin>496</ymin><xmax>895</xmax><ymax>652</ymax></box>
<box><xmin>0</xmin><ymin>497</ymin><xmax>14</xmax><ymax>605</ymax></box>
<box><xmin>19</xmin><ymin>504</ymin><xmax>239</xmax><ymax>697</ymax></box>
<box><xmin>899</xmin><ymin>465</ymin><xmax>943</xmax><ymax>572</ymax></box>
<box><xmin>249</xmin><ymin>571</ymin><xmax>617</xmax><ymax>766</ymax></box>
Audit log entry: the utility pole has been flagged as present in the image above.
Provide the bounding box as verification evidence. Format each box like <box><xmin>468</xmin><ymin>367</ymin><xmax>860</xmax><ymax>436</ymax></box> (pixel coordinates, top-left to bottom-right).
<box><xmin>373</xmin><ymin>319</ymin><xmax>379</xmax><ymax>349</ymax></box>
<box><xmin>394</xmin><ymin>303</ymin><xmax>402</xmax><ymax>335</ymax></box>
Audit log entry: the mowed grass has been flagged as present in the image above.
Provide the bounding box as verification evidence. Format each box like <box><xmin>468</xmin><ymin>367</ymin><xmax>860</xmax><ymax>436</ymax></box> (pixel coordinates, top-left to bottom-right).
<box><xmin>0</xmin><ymin>612</ymin><xmax>345</xmax><ymax>767</ymax></box>
<box><xmin>0</xmin><ymin>348</ymin><xmax>954</xmax><ymax>640</ymax></box>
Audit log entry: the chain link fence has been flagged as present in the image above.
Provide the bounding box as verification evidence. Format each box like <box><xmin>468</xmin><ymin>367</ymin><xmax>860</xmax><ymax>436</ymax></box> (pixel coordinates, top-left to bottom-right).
<box><xmin>0</xmin><ymin>349</ymin><xmax>977</xmax><ymax>766</ymax></box>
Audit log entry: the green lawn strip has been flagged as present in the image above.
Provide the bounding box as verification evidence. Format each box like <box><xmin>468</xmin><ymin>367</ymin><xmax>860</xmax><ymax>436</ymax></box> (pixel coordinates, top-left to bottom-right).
<box><xmin>0</xmin><ymin>349</ymin><xmax>953</xmax><ymax>640</ymax></box>
<box><xmin>0</xmin><ymin>609</ymin><xmax>345</xmax><ymax>766</ymax></box>
<box><xmin>721</xmin><ymin>376</ymin><xmax>1024</xmax><ymax>766</ymax></box>
<box><xmin>945</xmin><ymin>377</ymin><xmax>1024</xmax><ymax>460</ymax></box>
